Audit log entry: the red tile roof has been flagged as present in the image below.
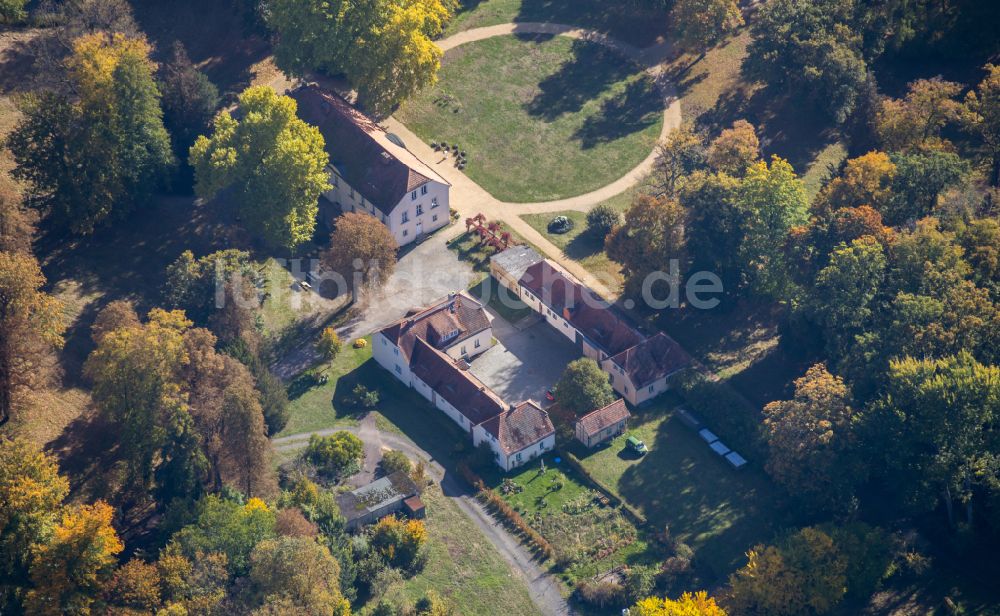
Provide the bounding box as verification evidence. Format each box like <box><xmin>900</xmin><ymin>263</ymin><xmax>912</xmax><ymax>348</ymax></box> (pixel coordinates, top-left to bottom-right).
<box><xmin>409</xmin><ymin>338</ymin><xmax>507</xmax><ymax>426</ymax></box>
<box><xmin>519</xmin><ymin>261</ymin><xmax>643</xmax><ymax>355</ymax></box>
<box><xmin>379</xmin><ymin>293</ymin><xmax>491</xmax><ymax>362</ymax></box>
<box><xmin>576</xmin><ymin>399</ymin><xmax>630</xmax><ymax>437</ymax></box>
<box><xmin>289</xmin><ymin>85</ymin><xmax>448</xmax><ymax>215</ymax></box>
<box><xmin>479</xmin><ymin>401</ymin><xmax>555</xmax><ymax>456</ymax></box>
<box><xmin>608</xmin><ymin>332</ymin><xmax>690</xmax><ymax>388</ymax></box>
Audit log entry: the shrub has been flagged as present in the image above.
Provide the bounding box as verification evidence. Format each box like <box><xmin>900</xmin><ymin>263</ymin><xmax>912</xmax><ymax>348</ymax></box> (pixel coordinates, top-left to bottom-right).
<box><xmin>305</xmin><ymin>432</ymin><xmax>364</xmax><ymax>477</ymax></box>
<box><xmin>380</xmin><ymin>450</ymin><xmax>411</xmax><ymax>475</ymax></box>
<box><xmin>317</xmin><ymin>326</ymin><xmax>342</xmax><ymax>360</ymax></box>
<box><xmin>586</xmin><ymin>204</ymin><xmax>622</xmax><ymax>239</ymax></box>
<box><xmin>353</xmin><ymin>383</ymin><xmax>380</xmax><ymax>410</ymax></box>
<box><xmin>669</xmin><ymin>370</ymin><xmax>767</xmax><ymax>458</ymax></box>
<box><xmin>576</xmin><ymin>580</ymin><xmax>625</xmax><ymax>607</ymax></box>
<box><xmin>476</xmin><ymin>485</ymin><xmax>554</xmax><ymax>559</ymax></box>
<box><xmin>369</xmin><ymin>516</ymin><xmax>428</xmax><ymax>572</ymax></box>
<box><xmin>547</xmin><ymin>215</ymin><xmax>574</xmax><ymax>234</ymax></box>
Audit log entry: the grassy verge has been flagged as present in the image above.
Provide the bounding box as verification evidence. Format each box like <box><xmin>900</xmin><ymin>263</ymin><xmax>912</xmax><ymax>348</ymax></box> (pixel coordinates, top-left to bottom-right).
<box><xmin>467</xmin><ymin>275</ymin><xmax>535</xmax><ymax>324</ymax></box>
<box><xmin>396</xmin><ymin>35</ymin><xmax>663</xmax><ymax>202</ymax></box>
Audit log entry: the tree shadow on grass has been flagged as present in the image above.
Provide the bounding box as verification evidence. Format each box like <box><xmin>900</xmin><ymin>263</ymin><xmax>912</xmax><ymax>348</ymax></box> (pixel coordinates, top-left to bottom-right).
<box><xmin>574</xmin><ymin>77</ymin><xmax>662</xmax><ymax>148</ymax></box>
<box><xmin>525</xmin><ymin>40</ymin><xmax>634</xmax><ymax>121</ymax></box>
<box><xmin>562</xmin><ymin>230</ymin><xmax>604</xmax><ymax>260</ymax></box>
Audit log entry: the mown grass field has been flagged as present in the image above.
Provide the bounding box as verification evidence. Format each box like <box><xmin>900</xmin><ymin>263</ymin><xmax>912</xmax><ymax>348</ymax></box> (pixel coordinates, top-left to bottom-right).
<box><xmin>520</xmin><ymin>210</ymin><xmax>625</xmax><ymax>291</ymax></box>
<box><xmin>396</xmin><ymin>35</ymin><xmax>663</xmax><ymax>202</ymax></box>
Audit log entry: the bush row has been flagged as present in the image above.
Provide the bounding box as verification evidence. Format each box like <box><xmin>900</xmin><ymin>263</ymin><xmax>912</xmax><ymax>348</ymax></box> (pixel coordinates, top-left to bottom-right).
<box><xmin>457</xmin><ymin>462</ymin><xmax>555</xmax><ymax>559</ymax></box>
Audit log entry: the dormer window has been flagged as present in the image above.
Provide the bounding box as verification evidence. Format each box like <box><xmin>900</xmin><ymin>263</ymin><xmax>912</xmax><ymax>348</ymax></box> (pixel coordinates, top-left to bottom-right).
<box><xmin>441</xmin><ymin>329</ymin><xmax>459</xmax><ymax>343</ymax></box>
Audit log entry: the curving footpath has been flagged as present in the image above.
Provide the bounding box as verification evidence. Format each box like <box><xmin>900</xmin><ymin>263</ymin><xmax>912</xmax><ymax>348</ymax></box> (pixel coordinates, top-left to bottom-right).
<box><xmin>383</xmin><ymin>21</ymin><xmax>683</xmax><ymax>299</ymax></box>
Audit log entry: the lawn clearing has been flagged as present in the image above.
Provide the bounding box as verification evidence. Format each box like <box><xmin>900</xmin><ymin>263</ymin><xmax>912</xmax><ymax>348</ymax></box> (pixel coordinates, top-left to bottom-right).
<box><xmin>276</xmin><ymin>339</ymin><xmax>374</xmax><ymax>437</ymax></box>
<box><xmin>467</xmin><ymin>275</ymin><xmax>535</xmax><ymax>324</ymax></box>
<box><xmin>575</xmin><ymin>403</ymin><xmax>796</xmax><ymax>582</ymax></box>
<box><xmin>371</xmin><ymin>484</ymin><xmax>539</xmax><ymax>615</ymax></box>
<box><xmin>396</xmin><ymin>35</ymin><xmax>663</xmax><ymax>202</ymax></box>
<box><xmin>444</xmin><ymin>0</ymin><xmax>671</xmax><ymax>48</ymax></box>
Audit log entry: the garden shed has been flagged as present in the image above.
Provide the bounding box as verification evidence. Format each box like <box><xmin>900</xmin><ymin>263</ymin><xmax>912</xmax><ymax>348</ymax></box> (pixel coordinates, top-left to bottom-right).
<box><xmin>337</xmin><ymin>471</ymin><xmax>421</xmax><ymax>531</ymax></box>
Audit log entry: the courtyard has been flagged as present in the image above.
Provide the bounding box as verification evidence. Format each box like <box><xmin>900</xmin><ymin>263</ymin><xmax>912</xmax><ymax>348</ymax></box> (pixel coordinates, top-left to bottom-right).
<box><xmin>467</xmin><ymin>306</ymin><xmax>579</xmax><ymax>406</ymax></box>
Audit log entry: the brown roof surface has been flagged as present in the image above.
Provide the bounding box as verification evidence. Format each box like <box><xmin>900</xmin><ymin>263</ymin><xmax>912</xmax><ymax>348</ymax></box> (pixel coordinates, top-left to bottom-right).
<box><xmin>576</xmin><ymin>399</ymin><xmax>630</xmax><ymax>437</ymax></box>
<box><xmin>380</xmin><ymin>293</ymin><xmax>491</xmax><ymax>361</ymax></box>
<box><xmin>479</xmin><ymin>401</ymin><xmax>555</xmax><ymax>456</ymax></box>
<box><xmin>409</xmin><ymin>338</ymin><xmax>507</xmax><ymax>426</ymax></box>
<box><xmin>608</xmin><ymin>332</ymin><xmax>691</xmax><ymax>388</ymax></box>
<box><xmin>519</xmin><ymin>261</ymin><xmax>643</xmax><ymax>355</ymax></box>
<box><xmin>290</xmin><ymin>85</ymin><xmax>448</xmax><ymax>215</ymax></box>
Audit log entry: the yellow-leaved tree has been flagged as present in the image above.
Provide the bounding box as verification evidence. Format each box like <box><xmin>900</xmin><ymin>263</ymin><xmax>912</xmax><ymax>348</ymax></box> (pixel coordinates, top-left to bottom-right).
<box><xmin>631</xmin><ymin>590</ymin><xmax>727</xmax><ymax>616</ymax></box>
<box><xmin>24</xmin><ymin>501</ymin><xmax>123</xmax><ymax>615</ymax></box>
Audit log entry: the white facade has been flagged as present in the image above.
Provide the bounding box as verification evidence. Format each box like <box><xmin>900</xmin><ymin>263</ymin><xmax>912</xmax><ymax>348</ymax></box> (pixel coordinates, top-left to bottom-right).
<box><xmin>472</xmin><ymin>424</ymin><xmax>555</xmax><ymax>472</ymax></box>
<box><xmin>321</xmin><ymin>167</ymin><xmax>450</xmax><ymax>247</ymax></box>
<box><xmin>602</xmin><ymin>358</ymin><xmax>670</xmax><ymax>406</ymax></box>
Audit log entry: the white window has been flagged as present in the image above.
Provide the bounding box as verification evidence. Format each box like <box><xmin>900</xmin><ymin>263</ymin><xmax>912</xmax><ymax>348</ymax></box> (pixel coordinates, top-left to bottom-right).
<box><xmin>625</xmin><ymin>386</ymin><xmax>629</xmax><ymax>394</ymax></box>
<box><xmin>395</xmin><ymin>365</ymin><xmax>402</xmax><ymax>374</ymax></box>
<box><xmin>349</xmin><ymin>187</ymin><xmax>354</xmax><ymax>199</ymax></box>
<box><xmin>474</xmin><ymin>338</ymin><xmax>481</xmax><ymax>348</ymax></box>
<box><xmin>431</xmin><ymin>197</ymin><xmax>439</xmax><ymax>208</ymax></box>
<box><xmin>460</xmin><ymin>345</ymin><xmax>467</xmax><ymax>355</ymax></box>
<box><xmin>432</xmin><ymin>214</ymin><xmax>438</xmax><ymax>222</ymax></box>
<box><xmin>401</xmin><ymin>211</ymin><xmax>409</xmax><ymax>223</ymax></box>
<box><xmin>411</xmin><ymin>190</ymin><xmax>417</xmax><ymax>200</ymax></box>
<box><xmin>393</xmin><ymin>348</ymin><xmax>399</xmax><ymax>356</ymax></box>
<box><xmin>403</xmin><ymin>229</ymin><xmax>408</xmax><ymax>237</ymax></box>
<box><xmin>648</xmin><ymin>385</ymin><xmax>655</xmax><ymax>393</ymax></box>
<box><xmin>416</xmin><ymin>204</ymin><xmax>423</xmax><ymax>216</ymax></box>
<box><xmin>421</xmin><ymin>185</ymin><xmax>428</xmax><ymax>195</ymax></box>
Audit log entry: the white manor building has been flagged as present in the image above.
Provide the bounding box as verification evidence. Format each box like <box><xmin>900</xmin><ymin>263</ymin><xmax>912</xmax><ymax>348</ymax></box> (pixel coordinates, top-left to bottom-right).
<box><xmin>291</xmin><ymin>85</ymin><xmax>451</xmax><ymax>247</ymax></box>
<box><xmin>373</xmin><ymin>293</ymin><xmax>555</xmax><ymax>471</ymax></box>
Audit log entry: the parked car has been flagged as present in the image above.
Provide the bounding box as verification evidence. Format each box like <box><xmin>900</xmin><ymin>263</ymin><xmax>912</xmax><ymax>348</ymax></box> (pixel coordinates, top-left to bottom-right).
<box><xmin>545</xmin><ymin>389</ymin><xmax>556</xmax><ymax>402</ymax></box>
<box><xmin>625</xmin><ymin>436</ymin><xmax>648</xmax><ymax>455</ymax></box>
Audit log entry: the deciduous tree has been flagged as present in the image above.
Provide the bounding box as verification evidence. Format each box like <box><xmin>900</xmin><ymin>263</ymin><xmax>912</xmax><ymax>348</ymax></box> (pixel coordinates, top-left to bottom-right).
<box><xmin>248</xmin><ymin>536</ymin><xmax>351</xmax><ymax>614</ymax></box>
<box><xmin>24</xmin><ymin>501</ymin><xmax>124</xmax><ymax>616</ymax></box>
<box><xmin>631</xmin><ymin>591</ymin><xmax>727</xmax><ymax>616</ymax></box>
<box><xmin>321</xmin><ymin>211</ymin><xmax>398</xmax><ymax>302</ymax></box>
<box><xmin>669</xmin><ymin>0</ymin><xmax>743</xmax><ymax>52</ymax></box>
<box><xmin>169</xmin><ymin>496</ymin><xmax>276</xmax><ymax>577</ymax></box>
<box><xmin>887</xmin><ymin>151</ymin><xmax>968</xmax><ymax>224</ymax></box>
<box><xmin>763</xmin><ymin>364</ymin><xmax>860</xmax><ymax>511</ymax></box>
<box><xmin>306</xmin><ymin>431</ymin><xmax>364</xmax><ymax>477</ymax></box>
<box><xmin>653</xmin><ymin>126</ymin><xmax>706</xmax><ymax>198</ymax></box>
<box><xmin>605</xmin><ymin>194</ymin><xmax>686</xmax><ymax>297</ymax></box>
<box><xmin>962</xmin><ymin>64</ymin><xmax>1000</xmax><ymax>186</ymax></box>
<box><xmin>0</xmin><ymin>0</ymin><xmax>27</xmax><ymax>23</ymax></box>
<box><xmin>553</xmin><ymin>358</ymin><xmax>615</xmax><ymax>415</ymax></box>
<box><xmin>0</xmin><ymin>438</ymin><xmax>69</xmax><ymax>610</ymax></box>
<box><xmin>160</xmin><ymin>41</ymin><xmax>220</xmax><ymax>159</ymax></box>
<box><xmin>0</xmin><ymin>252</ymin><xmax>65</xmax><ymax>425</ymax></box>
<box><xmin>876</xmin><ymin>77</ymin><xmax>962</xmax><ymax>153</ymax></box>
<box><xmin>189</xmin><ymin>86</ymin><xmax>330</xmax><ymax>249</ymax></box>
<box><xmin>707</xmin><ymin>120</ymin><xmax>759</xmax><ymax>176</ymax></box>
<box><xmin>269</xmin><ymin>0</ymin><xmax>452</xmax><ymax>117</ymax></box>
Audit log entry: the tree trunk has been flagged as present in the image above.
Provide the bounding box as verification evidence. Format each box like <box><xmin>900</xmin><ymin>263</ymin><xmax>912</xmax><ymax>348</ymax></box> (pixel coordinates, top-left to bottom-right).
<box><xmin>943</xmin><ymin>485</ymin><xmax>955</xmax><ymax>527</ymax></box>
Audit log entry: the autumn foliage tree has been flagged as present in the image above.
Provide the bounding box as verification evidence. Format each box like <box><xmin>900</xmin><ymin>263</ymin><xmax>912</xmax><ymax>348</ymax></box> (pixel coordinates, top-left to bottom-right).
<box><xmin>631</xmin><ymin>590</ymin><xmax>727</xmax><ymax>615</ymax></box>
<box><xmin>553</xmin><ymin>358</ymin><xmax>616</xmax><ymax>415</ymax></box>
<box><xmin>962</xmin><ymin>63</ymin><xmax>1000</xmax><ymax>186</ymax></box>
<box><xmin>763</xmin><ymin>364</ymin><xmax>860</xmax><ymax>511</ymax></box>
<box><xmin>24</xmin><ymin>502</ymin><xmax>124</xmax><ymax>616</ymax></box>
<box><xmin>189</xmin><ymin>86</ymin><xmax>330</xmax><ymax>250</ymax></box>
<box><xmin>7</xmin><ymin>33</ymin><xmax>174</xmax><ymax>233</ymax></box>
<box><xmin>706</xmin><ymin>120</ymin><xmax>760</xmax><ymax>176</ymax></box>
<box><xmin>605</xmin><ymin>194</ymin><xmax>686</xmax><ymax>297</ymax></box>
<box><xmin>0</xmin><ymin>252</ymin><xmax>65</xmax><ymax>425</ymax></box>
<box><xmin>322</xmin><ymin>211</ymin><xmax>398</xmax><ymax>302</ymax></box>
<box><xmin>269</xmin><ymin>0</ymin><xmax>453</xmax><ymax>117</ymax></box>
<box><xmin>669</xmin><ymin>0</ymin><xmax>742</xmax><ymax>52</ymax></box>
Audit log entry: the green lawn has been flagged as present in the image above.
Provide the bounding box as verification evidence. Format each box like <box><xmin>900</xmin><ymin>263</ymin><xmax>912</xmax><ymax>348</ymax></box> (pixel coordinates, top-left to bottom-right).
<box><xmin>575</xmin><ymin>402</ymin><xmax>795</xmax><ymax>582</ymax></box>
<box><xmin>396</xmin><ymin>35</ymin><xmax>663</xmax><ymax>202</ymax></box>
<box><xmin>276</xmin><ymin>340</ymin><xmax>373</xmax><ymax>437</ymax></box>
<box><xmin>369</xmin><ymin>485</ymin><xmax>540</xmax><ymax>616</ymax></box>
<box><xmin>447</xmin><ymin>229</ymin><xmax>538</xmax><ymax>272</ymax></box>
<box><xmin>444</xmin><ymin>0</ymin><xmax>671</xmax><ymax>48</ymax></box>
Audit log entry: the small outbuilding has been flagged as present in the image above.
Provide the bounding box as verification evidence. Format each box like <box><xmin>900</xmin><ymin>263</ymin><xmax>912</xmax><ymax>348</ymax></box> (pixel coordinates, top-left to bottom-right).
<box><xmin>337</xmin><ymin>471</ymin><xmax>421</xmax><ymax>531</ymax></box>
<box><xmin>575</xmin><ymin>399</ymin><xmax>631</xmax><ymax>448</ymax></box>
<box><xmin>490</xmin><ymin>245</ymin><xmax>543</xmax><ymax>295</ymax></box>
